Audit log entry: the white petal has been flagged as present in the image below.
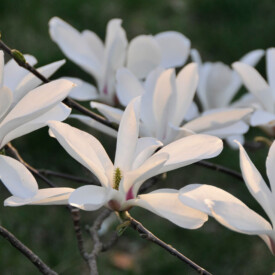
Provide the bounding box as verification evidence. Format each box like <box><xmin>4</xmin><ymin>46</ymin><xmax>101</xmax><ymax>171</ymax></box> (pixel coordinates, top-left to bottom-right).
<box><xmin>153</xmin><ymin>69</ymin><xmax>176</xmax><ymax>140</ymax></box>
<box><xmin>0</xmin><ymin>51</ymin><xmax>4</xmax><ymax>87</ymax></box>
<box><xmin>131</xmin><ymin>137</ymin><xmax>163</xmax><ymax>170</ymax></box>
<box><xmin>210</xmin><ymin>200</ymin><xmax>272</xmax><ymax>235</ymax></box>
<box><xmin>233</xmin><ymin>62</ymin><xmax>273</xmax><ymax>111</ymax></box>
<box><xmin>155</xmin><ymin>134</ymin><xmax>223</xmax><ymax>173</ymax></box>
<box><xmin>266</xmin><ymin>141</ymin><xmax>275</xmax><ymax>193</ymax></box>
<box><xmin>65</xmin><ymin>77</ymin><xmax>98</xmax><ymax>101</ymax></box>
<box><xmin>127</xmin><ymin>35</ymin><xmax>161</xmax><ymax>79</ymax></box>
<box><xmin>174</xmin><ymin>63</ymin><xmax>198</xmax><ymax>125</ymax></box>
<box><xmin>116</xmin><ymin>68</ymin><xmax>144</xmax><ymax>106</ymax></box>
<box><xmin>190</xmin><ymin>48</ymin><xmax>202</xmax><ymax>66</ymax></box>
<box><xmin>202</xmin><ymin>120</ymin><xmax>249</xmax><ymax>139</ymax></box>
<box><xmin>49</xmin><ymin>121</ymin><xmax>113</xmax><ymax>187</ymax></box>
<box><xmin>49</xmin><ymin>17</ymin><xmax>102</xmax><ymax>78</ymax></box>
<box><xmin>121</xmin><ymin>153</ymin><xmax>169</xmax><ymax>197</ymax></box>
<box><xmin>184</xmin><ymin>101</ymin><xmax>199</xmax><ymax>121</ymax></box>
<box><xmin>69</xmin><ymin>114</ymin><xmax>118</xmax><ymax>138</ymax></box>
<box><xmin>13</xmin><ymin>60</ymin><xmax>66</xmax><ymax>105</ymax></box>
<box><xmin>134</xmin><ymin>189</ymin><xmax>208</xmax><ymax>229</ymax></box>
<box><xmin>250</xmin><ymin>109</ymin><xmax>275</xmax><ymax>126</ymax></box>
<box><xmin>237</xmin><ymin>142</ymin><xmax>274</xmax><ymax>220</ymax></box>
<box><xmin>4</xmin><ymin>188</ymin><xmax>74</xmax><ymax>206</ymax></box>
<box><xmin>1</xmin><ymin>103</ymin><xmax>71</xmax><ymax>147</ymax></box>
<box><xmin>225</xmin><ymin>134</ymin><xmax>245</xmax><ymax>149</ymax></box>
<box><xmin>239</xmin><ymin>49</ymin><xmax>264</xmax><ymax>66</ymax></box>
<box><xmin>0</xmin><ymin>79</ymin><xmax>73</xmax><ymax>144</ymax></box>
<box><xmin>69</xmin><ymin>185</ymin><xmax>109</xmax><ymax>211</ymax></box>
<box><xmin>4</xmin><ymin>54</ymin><xmax>37</xmax><ymax>90</ymax></box>
<box><xmin>184</xmin><ymin>108</ymin><xmax>252</xmax><ymax>133</ymax></box>
<box><xmin>114</xmin><ymin>98</ymin><xmax>140</xmax><ymax>171</ymax></box>
<box><xmin>0</xmin><ymin>87</ymin><xmax>13</xmax><ymax>121</ymax></box>
<box><xmin>267</xmin><ymin>48</ymin><xmax>275</xmax><ymax>92</ymax></box>
<box><xmin>154</xmin><ymin>31</ymin><xmax>190</xmax><ymax>68</ymax></box>
<box><xmin>90</xmin><ymin>101</ymin><xmax>123</xmax><ymax>124</ymax></box>
<box><xmin>179</xmin><ymin>184</ymin><xmax>247</xmax><ymax>216</ymax></box>
<box><xmin>0</xmin><ymin>155</ymin><xmax>38</xmax><ymax>199</ymax></box>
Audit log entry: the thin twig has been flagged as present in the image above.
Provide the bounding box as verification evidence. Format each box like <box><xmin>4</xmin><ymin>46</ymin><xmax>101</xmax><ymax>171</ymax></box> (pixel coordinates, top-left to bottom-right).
<box><xmin>0</xmin><ymin>225</ymin><xmax>57</xmax><ymax>275</ymax></box>
<box><xmin>38</xmin><ymin>169</ymin><xmax>98</xmax><ymax>185</ymax></box>
<box><xmin>5</xmin><ymin>143</ymin><xmax>56</xmax><ymax>187</ymax></box>
<box><xmin>120</xmin><ymin>211</ymin><xmax>212</xmax><ymax>275</ymax></box>
<box><xmin>197</xmin><ymin>160</ymin><xmax>243</xmax><ymax>181</ymax></box>
<box><xmin>86</xmin><ymin>209</ymin><xmax>112</xmax><ymax>275</ymax></box>
<box><xmin>0</xmin><ymin>39</ymin><xmax>118</xmax><ymax>131</ymax></box>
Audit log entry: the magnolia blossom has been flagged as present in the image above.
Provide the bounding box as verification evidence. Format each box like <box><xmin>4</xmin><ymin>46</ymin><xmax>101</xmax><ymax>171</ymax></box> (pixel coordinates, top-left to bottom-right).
<box><xmin>88</xmin><ymin>63</ymin><xmax>253</xmax><ymax>145</ymax></box>
<box><xmin>5</xmin><ymin>99</ymin><xmax>223</xmax><ymax>230</ymax></box>
<box><xmin>179</xmin><ymin>141</ymin><xmax>275</xmax><ymax>255</ymax></box>
<box><xmin>190</xmin><ymin>49</ymin><xmax>264</xmax><ymax>147</ymax></box>
<box><xmin>0</xmin><ymin>51</ymin><xmax>74</xmax><ymax>148</ymax></box>
<box><xmin>233</xmin><ymin>48</ymin><xmax>275</xmax><ymax>136</ymax></box>
<box><xmin>49</xmin><ymin>17</ymin><xmax>190</xmax><ymax>105</ymax></box>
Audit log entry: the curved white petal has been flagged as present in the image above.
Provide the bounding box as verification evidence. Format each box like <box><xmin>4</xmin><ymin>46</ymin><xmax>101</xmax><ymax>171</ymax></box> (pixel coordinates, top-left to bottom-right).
<box><xmin>174</xmin><ymin>63</ymin><xmax>198</xmax><ymax>125</ymax></box>
<box><xmin>233</xmin><ymin>62</ymin><xmax>273</xmax><ymax>111</ymax></box>
<box><xmin>250</xmin><ymin>109</ymin><xmax>275</xmax><ymax>126</ymax></box>
<box><xmin>0</xmin><ymin>79</ymin><xmax>73</xmax><ymax>146</ymax></box>
<box><xmin>0</xmin><ymin>155</ymin><xmax>38</xmax><ymax>199</ymax></box>
<box><xmin>1</xmin><ymin>103</ymin><xmax>71</xmax><ymax>147</ymax></box>
<box><xmin>237</xmin><ymin>142</ymin><xmax>274</xmax><ymax>221</ymax></box>
<box><xmin>210</xmin><ymin>200</ymin><xmax>272</xmax><ymax>235</ymax></box>
<box><xmin>49</xmin><ymin>17</ymin><xmax>102</xmax><ymax>78</ymax></box>
<box><xmin>266</xmin><ymin>141</ymin><xmax>275</xmax><ymax>193</ymax></box>
<box><xmin>153</xmin><ymin>69</ymin><xmax>176</xmax><ymax>140</ymax></box>
<box><xmin>69</xmin><ymin>185</ymin><xmax>109</xmax><ymax>211</ymax></box>
<box><xmin>116</xmin><ymin>68</ymin><xmax>144</xmax><ymax>106</ymax></box>
<box><xmin>154</xmin><ymin>31</ymin><xmax>190</xmax><ymax>68</ymax></box>
<box><xmin>0</xmin><ymin>51</ymin><xmax>4</xmax><ymax>87</ymax></box>
<box><xmin>184</xmin><ymin>101</ymin><xmax>199</xmax><ymax>121</ymax></box>
<box><xmin>69</xmin><ymin>114</ymin><xmax>118</xmax><ymax>138</ymax></box>
<box><xmin>225</xmin><ymin>134</ymin><xmax>245</xmax><ymax>149</ymax></box>
<box><xmin>267</xmin><ymin>48</ymin><xmax>275</xmax><ymax>92</ymax></box>
<box><xmin>184</xmin><ymin>108</ymin><xmax>252</xmax><ymax>133</ymax></box>
<box><xmin>0</xmin><ymin>87</ymin><xmax>13</xmax><ymax>121</ymax></box>
<box><xmin>131</xmin><ymin>137</ymin><xmax>163</xmax><ymax>170</ymax></box>
<box><xmin>202</xmin><ymin>121</ymin><xmax>249</xmax><ymax>139</ymax></box>
<box><xmin>90</xmin><ymin>101</ymin><xmax>123</xmax><ymax>124</ymax></box>
<box><xmin>127</xmin><ymin>35</ymin><xmax>161</xmax><ymax>79</ymax></box>
<box><xmin>134</xmin><ymin>189</ymin><xmax>208</xmax><ymax>229</ymax></box>
<box><xmin>49</xmin><ymin>121</ymin><xmax>113</xmax><ymax>187</ymax></box>
<box><xmin>4</xmin><ymin>54</ymin><xmax>37</xmax><ymax>91</ymax></box>
<box><xmin>65</xmin><ymin>77</ymin><xmax>98</xmax><ymax>101</ymax></box>
<box><xmin>114</xmin><ymin>98</ymin><xmax>140</xmax><ymax>171</ymax></box>
<box><xmin>4</xmin><ymin>188</ymin><xmax>74</xmax><ymax>206</ymax></box>
<box><xmin>155</xmin><ymin>134</ymin><xmax>223</xmax><ymax>173</ymax></box>
<box><xmin>13</xmin><ymin>60</ymin><xmax>66</xmax><ymax>105</ymax></box>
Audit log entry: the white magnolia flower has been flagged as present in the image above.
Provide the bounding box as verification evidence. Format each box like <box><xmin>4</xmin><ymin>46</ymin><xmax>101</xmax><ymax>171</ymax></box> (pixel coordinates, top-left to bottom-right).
<box><xmin>179</xmin><ymin>141</ymin><xmax>275</xmax><ymax>255</ymax></box>
<box><xmin>191</xmin><ymin>49</ymin><xmax>264</xmax><ymax>148</ymax></box>
<box><xmin>0</xmin><ymin>51</ymin><xmax>74</xmax><ymax>148</ymax></box>
<box><xmin>89</xmin><ymin>63</ymin><xmax>252</xmax><ymax>145</ymax></box>
<box><xmin>5</xmin><ymin>98</ymin><xmax>223</xmax><ymax>230</ymax></box>
<box><xmin>233</xmin><ymin>48</ymin><xmax>275</xmax><ymax>136</ymax></box>
<box><xmin>49</xmin><ymin>17</ymin><xmax>190</xmax><ymax>105</ymax></box>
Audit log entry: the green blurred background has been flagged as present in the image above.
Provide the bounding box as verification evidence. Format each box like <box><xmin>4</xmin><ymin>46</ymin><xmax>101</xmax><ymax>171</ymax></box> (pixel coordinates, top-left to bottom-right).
<box><xmin>0</xmin><ymin>0</ymin><xmax>275</xmax><ymax>274</ymax></box>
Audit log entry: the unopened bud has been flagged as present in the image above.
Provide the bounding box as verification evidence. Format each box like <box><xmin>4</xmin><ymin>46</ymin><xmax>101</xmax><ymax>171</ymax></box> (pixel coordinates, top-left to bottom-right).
<box><xmin>11</xmin><ymin>49</ymin><xmax>26</xmax><ymax>65</ymax></box>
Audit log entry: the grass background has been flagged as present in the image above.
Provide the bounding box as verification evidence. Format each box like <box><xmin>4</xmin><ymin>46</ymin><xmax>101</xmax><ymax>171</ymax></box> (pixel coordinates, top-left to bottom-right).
<box><xmin>0</xmin><ymin>0</ymin><xmax>275</xmax><ymax>274</ymax></box>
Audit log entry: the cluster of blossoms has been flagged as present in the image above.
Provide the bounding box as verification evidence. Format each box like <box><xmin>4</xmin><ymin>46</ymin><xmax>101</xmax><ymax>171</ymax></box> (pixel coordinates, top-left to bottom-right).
<box><xmin>1</xmin><ymin>16</ymin><xmax>275</xmax><ymax>264</ymax></box>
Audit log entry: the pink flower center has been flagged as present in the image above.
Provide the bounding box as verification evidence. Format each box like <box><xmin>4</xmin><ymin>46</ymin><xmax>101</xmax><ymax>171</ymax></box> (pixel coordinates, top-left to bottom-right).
<box><xmin>126</xmin><ymin>186</ymin><xmax>134</xmax><ymax>200</ymax></box>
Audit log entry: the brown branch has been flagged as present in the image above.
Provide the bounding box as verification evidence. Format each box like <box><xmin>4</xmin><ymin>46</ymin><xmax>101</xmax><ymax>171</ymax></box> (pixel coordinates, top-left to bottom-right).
<box><xmin>0</xmin><ymin>39</ymin><xmax>118</xmax><ymax>131</ymax></box>
<box><xmin>38</xmin><ymin>169</ymin><xmax>99</xmax><ymax>185</ymax></box>
<box><xmin>120</xmin><ymin>211</ymin><xmax>212</xmax><ymax>275</ymax></box>
<box><xmin>197</xmin><ymin>160</ymin><xmax>243</xmax><ymax>181</ymax></box>
<box><xmin>5</xmin><ymin>143</ymin><xmax>56</xmax><ymax>188</ymax></box>
<box><xmin>0</xmin><ymin>225</ymin><xmax>57</xmax><ymax>275</ymax></box>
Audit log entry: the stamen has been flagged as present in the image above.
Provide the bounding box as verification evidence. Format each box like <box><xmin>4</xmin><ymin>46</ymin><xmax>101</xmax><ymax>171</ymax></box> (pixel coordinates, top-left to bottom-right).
<box><xmin>113</xmin><ymin>167</ymin><xmax>122</xmax><ymax>190</ymax></box>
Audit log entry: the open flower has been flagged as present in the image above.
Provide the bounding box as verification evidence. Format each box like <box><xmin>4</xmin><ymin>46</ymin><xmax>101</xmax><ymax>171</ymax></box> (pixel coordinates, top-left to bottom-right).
<box><xmin>5</xmin><ymin>98</ymin><xmax>223</xmax><ymax>230</ymax></box>
<box><xmin>233</xmin><ymin>48</ymin><xmax>275</xmax><ymax>136</ymax></box>
<box><xmin>190</xmin><ymin>49</ymin><xmax>264</xmax><ymax>148</ymax></box>
<box><xmin>179</xmin><ymin>141</ymin><xmax>275</xmax><ymax>255</ymax></box>
<box><xmin>49</xmin><ymin>17</ymin><xmax>190</xmax><ymax>105</ymax></box>
<box><xmin>88</xmin><ymin>63</ymin><xmax>253</xmax><ymax>145</ymax></box>
<box><xmin>0</xmin><ymin>51</ymin><xmax>74</xmax><ymax>148</ymax></box>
